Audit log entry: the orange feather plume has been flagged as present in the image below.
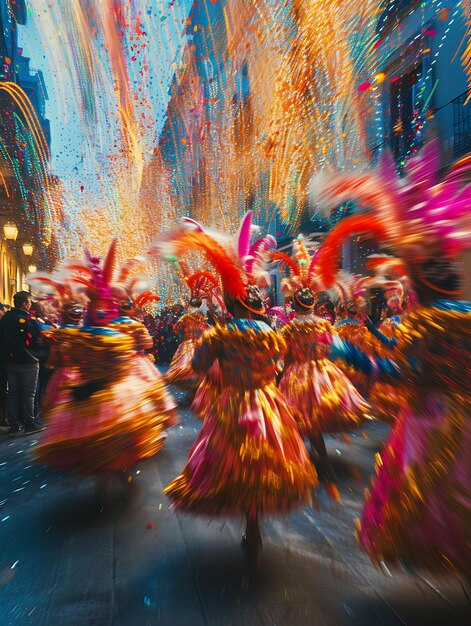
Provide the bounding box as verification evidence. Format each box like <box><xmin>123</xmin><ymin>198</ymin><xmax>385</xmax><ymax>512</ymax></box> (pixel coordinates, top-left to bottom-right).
<box><xmin>172</xmin><ymin>231</ymin><xmax>247</xmax><ymax>299</ymax></box>
<box><xmin>270</xmin><ymin>251</ymin><xmax>301</xmax><ymax>276</ymax></box>
<box><xmin>30</xmin><ymin>277</ymin><xmax>67</xmax><ymax>297</ymax></box>
<box><xmin>317</xmin><ymin>216</ymin><xmax>389</xmax><ymax>287</ymax></box>
<box><xmin>186</xmin><ymin>271</ymin><xmax>219</xmax><ymax>291</ymax></box>
<box><xmin>134</xmin><ymin>292</ymin><xmax>160</xmax><ymax>308</ymax></box>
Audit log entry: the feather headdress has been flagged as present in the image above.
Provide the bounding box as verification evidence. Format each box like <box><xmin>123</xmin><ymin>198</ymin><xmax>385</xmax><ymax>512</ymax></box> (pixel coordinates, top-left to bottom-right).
<box><xmin>151</xmin><ymin>212</ymin><xmax>277</xmax><ymax>310</ymax></box>
<box><xmin>28</xmin><ymin>270</ymin><xmax>87</xmax><ymax>326</ymax></box>
<box><xmin>185</xmin><ymin>271</ymin><xmax>225</xmax><ymax>309</ymax></box>
<box><xmin>133</xmin><ymin>292</ymin><xmax>160</xmax><ymax>308</ymax></box>
<box><xmin>61</xmin><ymin>240</ymin><xmax>119</xmax><ymax>326</ymax></box>
<box><xmin>310</xmin><ymin>141</ymin><xmax>471</xmax><ymax>292</ymax></box>
<box><xmin>109</xmin><ymin>255</ymin><xmax>159</xmax><ymax>311</ymax></box>
<box><xmin>271</xmin><ymin>234</ymin><xmax>323</xmax><ymax>294</ymax></box>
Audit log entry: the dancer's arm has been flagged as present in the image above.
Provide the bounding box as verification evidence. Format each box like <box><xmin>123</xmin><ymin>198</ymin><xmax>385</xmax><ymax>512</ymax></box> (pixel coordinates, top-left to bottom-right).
<box><xmin>192</xmin><ymin>340</ymin><xmax>215</xmax><ymax>373</ymax></box>
<box><xmin>329</xmin><ymin>335</ymin><xmax>401</xmax><ymax>379</ymax></box>
<box><xmin>364</xmin><ymin>316</ymin><xmax>397</xmax><ymax>349</ymax></box>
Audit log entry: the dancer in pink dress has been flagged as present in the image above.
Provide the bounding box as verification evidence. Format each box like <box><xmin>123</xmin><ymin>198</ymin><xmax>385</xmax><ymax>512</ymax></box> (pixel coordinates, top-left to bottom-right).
<box><xmin>312</xmin><ymin>140</ymin><xmax>471</xmax><ymax>577</ymax></box>
<box><xmin>34</xmin><ymin>242</ymin><xmax>177</xmax><ymax>474</ymax></box>
<box><xmin>155</xmin><ymin>212</ymin><xmax>317</xmax><ymax>562</ymax></box>
<box><xmin>165</xmin><ymin>271</ymin><xmax>222</xmax><ymax>394</ymax></box>
<box><xmin>273</xmin><ymin>237</ymin><xmax>371</xmax><ymax>494</ymax></box>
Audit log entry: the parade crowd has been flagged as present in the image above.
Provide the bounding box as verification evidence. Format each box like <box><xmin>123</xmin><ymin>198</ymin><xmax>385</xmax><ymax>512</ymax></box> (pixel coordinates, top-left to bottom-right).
<box><xmin>0</xmin><ymin>141</ymin><xmax>469</xmax><ymax>580</ymax></box>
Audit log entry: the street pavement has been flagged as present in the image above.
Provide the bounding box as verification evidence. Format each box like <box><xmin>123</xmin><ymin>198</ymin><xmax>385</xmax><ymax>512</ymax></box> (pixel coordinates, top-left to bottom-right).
<box><xmin>0</xmin><ymin>385</ymin><xmax>470</xmax><ymax>626</ymax></box>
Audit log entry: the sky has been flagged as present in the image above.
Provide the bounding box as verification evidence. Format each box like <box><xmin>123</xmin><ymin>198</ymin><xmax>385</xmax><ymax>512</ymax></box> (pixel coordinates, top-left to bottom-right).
<box><xmin>15</xmin><ymin>1</ymin><xmax>192</xmax><ymax>260</ymax></box>
<box><xmin>19</xmin><ymin>1</ymin><xmax>191</xmax><ymax>177</ymax></box>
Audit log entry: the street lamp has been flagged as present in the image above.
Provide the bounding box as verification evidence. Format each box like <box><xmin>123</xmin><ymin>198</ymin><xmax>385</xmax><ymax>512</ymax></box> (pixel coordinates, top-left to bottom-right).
<box><xmin>3</xmin><ymin>222</ymin><xmax>18</xmax><ymax>241</ymax></box>
<box><xmin>28</xmin><ymin>264</ymin><xmax>37</xmax><ymax>274</ymax></box>
<box><xmin>22</xmin><ymin>243</ymin><xmax>34</xmax><ymax>256</ymax></box>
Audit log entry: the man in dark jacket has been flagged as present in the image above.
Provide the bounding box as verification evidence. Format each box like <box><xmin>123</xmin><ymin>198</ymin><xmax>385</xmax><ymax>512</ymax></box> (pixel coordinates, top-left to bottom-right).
<box><xmin>0</xmin><ymin>291</ymin><xmax>46</xmax><ymax>437</ymax></box>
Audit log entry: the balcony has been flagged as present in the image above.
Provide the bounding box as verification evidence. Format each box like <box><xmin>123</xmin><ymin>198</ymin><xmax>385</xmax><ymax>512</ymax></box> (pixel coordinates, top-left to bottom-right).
<box><xmin>453</xmin><ymin>92</ymin><xmax>471</xmax><ymax>158</ymax></box>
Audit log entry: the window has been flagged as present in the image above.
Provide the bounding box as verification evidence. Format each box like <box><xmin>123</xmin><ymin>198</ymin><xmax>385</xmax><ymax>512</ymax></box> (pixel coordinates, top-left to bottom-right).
<box><xmin>389</xmin><ymin>62</ymin><xmax>423</xmax><ymax>163</ymax></box>
<box><xmin>453</xmin><ymin>92</ymin><xmax>471</xmax><ymax>158</ymax></box>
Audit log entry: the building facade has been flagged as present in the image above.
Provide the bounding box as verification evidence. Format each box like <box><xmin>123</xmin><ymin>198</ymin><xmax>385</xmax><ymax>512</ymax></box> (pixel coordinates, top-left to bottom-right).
<box><xmin>0</xmin><ymin>0</ymin><xmax>55</xmax><ymax>304</ymax></box>
<box><xmin>366</xmin><ymin>1</ymin><xmax>471</xmax><ymax>297</ymax></box>
<box><xmin>154</xmin><ymin>0</ymin><xmax>471</xmax><ymax>300</ymax></box>
<box><xmin>368</xmin><ymin>1</ymin><xmax>469</xmax><ymax>166</ymax></box>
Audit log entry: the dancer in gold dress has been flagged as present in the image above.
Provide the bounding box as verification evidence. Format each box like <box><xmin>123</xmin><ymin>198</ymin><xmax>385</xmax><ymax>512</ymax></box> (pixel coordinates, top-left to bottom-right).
<box><xmin>156</xmin><ymin>212</ymin><xmax>318</xmax><ymax>560</ymax></box>
<box><xmin>273</xmin><ymin>237</ymin><xmax>371</xmax><ymax>492</ymax></box>
<box><xmin>34</xmin><ymin>242</ymin><xmax>177</xmax><ymax>474</ymax></box>
<box><xmin>165</xmin><ymin>271</ymin><xmax>222</xmax><ymax>394</ymax></box>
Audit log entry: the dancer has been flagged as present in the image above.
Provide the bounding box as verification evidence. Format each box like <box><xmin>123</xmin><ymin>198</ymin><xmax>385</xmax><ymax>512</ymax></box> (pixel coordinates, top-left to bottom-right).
<box><xmin>165</xmin><ymin>270</ymin><xmax>221</xmax><ymax>394</ymax></box>
<box><xmin>273</xmin><ymin>236</ymin><xmax>371</xmax><ymax>489</ymax></box>
<box><xmin>312</xmin><ymin>140</ymin><xmax>471</xmax><ymax>576</ymax></box>
<box><xmin>333</xmin><ymin>276</ymin><xmax>374</xmax><ymax>398</ymax></box>
<box><xmin>109</xmin><ymin>261</ymin><xmax>178</xmax><ymax>427</ymax></box>
<box><xmin>363</xmin><ymin>256</ymin><xmax>411</xmax><ymax>424</ymax></box>
<box><xmin>34</xmin><ymin>241</ymin><xmax>177</xmax><ymax>474</ymax></box>
<box><xmin>156</xmin><ymin>213</ymin><xmax>318</xmax><ymax>561</ymax></box>
<box><xmin>313</xmin><ymin>293</ymin><xmax>336</xmax><ymax>324</ymax></box>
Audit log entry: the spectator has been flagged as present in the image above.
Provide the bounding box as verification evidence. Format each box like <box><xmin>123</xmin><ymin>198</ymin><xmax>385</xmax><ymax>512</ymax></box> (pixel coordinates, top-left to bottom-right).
<box><xmin>0</xmin><ymin>304</ymin><xmax>8</xmax><ymax>432</ymax></box>
<box><xmin>0</xmin><ymin>291</ymin><xmax>46</xmax><ymax>437</ymax></box>
<box><xmin>29</xmin><ymin>302</ymin><xmax>53</xmax><ymax>419</ymax></box>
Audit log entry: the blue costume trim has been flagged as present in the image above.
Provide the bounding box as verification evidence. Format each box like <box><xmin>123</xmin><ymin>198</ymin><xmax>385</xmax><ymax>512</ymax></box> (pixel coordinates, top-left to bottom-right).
<box><xmin>109</xmin><ymin>316</ymin><xmax>137</xmax><ymax>324</ymax></box>
<box><xmin>226</xmin><ymin>319</ymin><xmax>272</xmax><ymax>333</ymax></box>
<box><xmin>364</xmin><ymin>316</ymin><xmax>397</xmax><ymax>349</ymax></box>
<box><xmin>329</xmin><ymin>336</ymin><xmax>373</xmax><ymax>374</ymax></box>
<box><xmin>80</xmin><ymin>326</ymin><xmax>122</xmax><ymax>337</ymax></box>
<box><xmin>329</xmin><ymin>336</ymin><xmax>400</xmax><ymax>379</ymax></box>
<box><xmin>432</xmin><ymin>299</ymin><xmax>471</xmax><ymax>314</ymax></box>
<box><xmin>335</xmin><ymin>318</ymin><xmax>361</xmax><ymax>327</ymax></box>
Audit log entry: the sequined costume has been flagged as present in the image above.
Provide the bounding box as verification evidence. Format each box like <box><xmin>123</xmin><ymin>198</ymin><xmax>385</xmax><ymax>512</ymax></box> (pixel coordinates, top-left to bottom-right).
<box><xmin>279</xmin><ymin>316</ymin><xmax>371</xmax><ymax>435</ymax></box>
<box><xmin>165</xmin><ymin>312</ymin><xmax>209</xmax><ymax>391</ymax></box>
<box><xmin>165</xmin><ymin>319</ymin><xmax>318</xmax><ymax>516</ymax></box>
<box><xmin>335</xmin><ymin>319</ymin><xmax>375</xmax><ymax>398</ymax></box>
<box><xmin>356</xmin><ymin>301</ymin><xmax>471</xmax><ymax>573</ymax></box>
<box><xmin>35</xmin><ymin>326</ymin><xmax>175</xmax><ymax>473</ymax></box>
<box><xmin>312</xmin><ymin>139</ymin><xmax>471</xmax><ymax>575</ymax></box>
<box><xmin>110</xmin><ymin>315</ymin><xmax>177</xmax><ymax>427</ymax></box>
<box><xmin>368</xmin><ymin>316</ymin><xmax>407</xmax><ymax>424</ymax></box>
<box><xmin>34</xmin><ymin>242</ymin><xmax>177</xmax><ymax>474</ymax></box>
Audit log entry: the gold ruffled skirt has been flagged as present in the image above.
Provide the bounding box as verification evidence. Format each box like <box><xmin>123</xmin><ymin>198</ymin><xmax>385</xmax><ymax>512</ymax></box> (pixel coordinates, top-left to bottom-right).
<box><xmin>165</xmin><ymin>381</ymin><xmax>318</xmax><ymax>516</ymax></box>
<box><xmin>279</xmin><ymin>359</ymin><xmax>372</xmax><ymax>436</ymax></box>
<box><xmin>35</xmin><ymin>355</ymin><xmax>177</xmax><ymax>473</ymax></box>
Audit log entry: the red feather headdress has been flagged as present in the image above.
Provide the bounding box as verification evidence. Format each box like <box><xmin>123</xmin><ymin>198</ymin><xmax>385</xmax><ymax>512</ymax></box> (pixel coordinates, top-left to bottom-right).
<box><xmin>168</xmin><ymin>230</ymin><xmax>247</xmax><ymax>299</ymax></box>
<box><xmin>270</xmin><ymin>235</ymin><xmax>323</xmax><ymax>293</ymax></box>
<box><xmin>134</xmin><ymin>292</ymin><xmax>160</xmax><ymax>308</ymax></box>
<box><xmin>315</xmin><ymin>216</ymin><xmax>388</xmax><ymax>288</ymax></box>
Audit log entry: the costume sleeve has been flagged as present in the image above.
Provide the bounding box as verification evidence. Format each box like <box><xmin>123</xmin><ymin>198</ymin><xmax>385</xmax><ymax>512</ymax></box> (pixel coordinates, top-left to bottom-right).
<box><xmin>192</xmin><ymin>327</ymin><xmax>218</xmax><ymax>373</ymax></box>
<box><xmin>27</xmin><ymin>318</ymin><xmax>45</xmax><ymax>348</ymax></box>
<box><xmin>173</xmin><ymin>316</ymin><xmax>185</xmax><ymax>335</ymax></box>
<box><xmin>329</xmin><ymin>335</ymin><xmax>401</xmax><ymax>379</ymax></box>
<box><xmin>364</xmin><ymin>317</ymin><xmax>398</xmax><ymax>349</ymax></box>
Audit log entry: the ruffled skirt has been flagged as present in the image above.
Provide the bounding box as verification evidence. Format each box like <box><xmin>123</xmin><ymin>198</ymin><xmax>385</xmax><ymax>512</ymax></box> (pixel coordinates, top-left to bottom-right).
<box><xmin>165</xmin><ymin>339</ymin><xmax>201</xmax><ymax>391</ymax></box>
<box><xmin>35</xmin><ymin>355</ymin><xmax>177</xmax><ymax>473</ymax></box>
<box><xmin>357</xmin><ymin>393</ymin><xmax>471</xmax><ymax>574</ymax></box>
<box><xmin>165</xmin><ymin>382</ymin><xmax>318</xmax><ymax>516</ymax></box>
<box><xmin>279</xmin><ymin>359</ymin><xmax>372</xmax><ymax>436</ymax></box>
<box><xmin>191</xmin><ymin>361</ymin><xmax>222</xmax><ymax>421</ymax></box>
<box><xmin>368</xmin><ymin>381</ymin><xmax>407</xmax><ymax>424</ymax></box>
